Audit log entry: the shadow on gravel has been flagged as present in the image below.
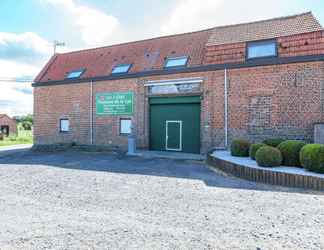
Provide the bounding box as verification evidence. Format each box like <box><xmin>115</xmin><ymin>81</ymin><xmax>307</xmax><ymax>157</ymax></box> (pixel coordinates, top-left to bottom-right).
<box><xmin>0</xmin><ymin>150</ymin><xmax>319</xmax><ymax>195</ymax></box>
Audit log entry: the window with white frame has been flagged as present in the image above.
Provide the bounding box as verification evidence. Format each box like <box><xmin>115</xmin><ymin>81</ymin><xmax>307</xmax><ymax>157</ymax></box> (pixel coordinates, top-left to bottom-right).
<box><xmin>60</xmin><ymin>119</ymin><xmax>70</xmax><ymax>132</ymax></box>
<box><xmin>120</xmin><ymin>118</ymin><xmax>132</xmax><ymax>135</ymax></box>
<box><xmin>247</xmin><ymin>40</ymin><xmax>277</xmax><ymax>59</ymax></box>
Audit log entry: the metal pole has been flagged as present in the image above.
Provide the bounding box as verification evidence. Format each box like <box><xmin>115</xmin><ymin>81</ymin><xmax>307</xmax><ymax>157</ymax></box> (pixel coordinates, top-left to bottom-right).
<box><xmin>90</xmin><ymin>80</ymin><xmax>93</xmax><ymax>145</ymax></box>
<box><xmin>224</xmin><ymin>68</ymin><xmax>228</xmax><ymax>149</ymax></box>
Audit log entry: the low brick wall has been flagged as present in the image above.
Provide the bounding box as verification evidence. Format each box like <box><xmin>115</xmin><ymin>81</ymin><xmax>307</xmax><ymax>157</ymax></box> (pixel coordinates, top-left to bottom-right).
<box><xmin>207</xmin><ymin>154</ymin><xmax>324</xmax><ymax>191</ymax></box>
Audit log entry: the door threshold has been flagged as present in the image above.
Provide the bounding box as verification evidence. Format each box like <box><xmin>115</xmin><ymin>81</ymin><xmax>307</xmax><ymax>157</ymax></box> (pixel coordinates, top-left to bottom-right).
<box><xmin>133</xmin><ymin>150</ymin><xmax>205</xmax><ymax>161</ymax></box>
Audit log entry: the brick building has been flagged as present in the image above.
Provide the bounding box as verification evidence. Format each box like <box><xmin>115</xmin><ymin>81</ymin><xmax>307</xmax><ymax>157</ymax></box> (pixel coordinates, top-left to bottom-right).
<box><xmin>0</xmin><ymin>114</ymin><xmax>17</xmax><ymax>136</ymax></box>
<box><xmin>33</xmin><ymin>12</ymin><xmax>324</xmax><ymax>154</ymax></box>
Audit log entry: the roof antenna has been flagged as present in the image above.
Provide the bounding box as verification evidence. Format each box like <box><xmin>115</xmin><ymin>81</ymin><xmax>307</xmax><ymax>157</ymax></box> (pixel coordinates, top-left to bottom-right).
<box><xmin>53</xmin><ymin>40</ymin><xmax>65</xmax><ymax>54</ymax></box>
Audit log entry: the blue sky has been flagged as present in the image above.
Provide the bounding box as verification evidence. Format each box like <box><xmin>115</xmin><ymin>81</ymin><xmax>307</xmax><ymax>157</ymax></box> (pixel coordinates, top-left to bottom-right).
<box><xmin>0</xmin><ymin>0</ymin><xmax>323</xmax><ymax>116</ymax></box>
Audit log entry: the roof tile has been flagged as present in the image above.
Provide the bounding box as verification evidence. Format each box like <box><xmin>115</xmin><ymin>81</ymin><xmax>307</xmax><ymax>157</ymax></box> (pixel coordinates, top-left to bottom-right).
<box><xmin>35</xmin><ymin>12</ymin><xmax>323</xmax><ymax>83</ymax></box>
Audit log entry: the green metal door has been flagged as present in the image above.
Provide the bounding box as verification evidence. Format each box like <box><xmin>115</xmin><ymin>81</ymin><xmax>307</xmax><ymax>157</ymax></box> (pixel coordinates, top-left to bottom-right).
<box><xmin>149</xmin><ymin>96</ymin><xmax>200</xmax><ymax>154</ymax></box>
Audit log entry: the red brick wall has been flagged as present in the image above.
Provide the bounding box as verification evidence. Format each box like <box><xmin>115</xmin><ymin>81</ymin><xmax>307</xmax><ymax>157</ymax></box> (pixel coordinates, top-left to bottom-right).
<box><xmin>34</xmin><ymin>61</ymin><xmax>324</xmax><ymax>152</ymax></box>
<box><xmin>204</xmin><ymin>31</ymin><xmax>324</xmax><ymax>65</ymax></box>
<box><xmin>224</xmin><ymin>61</ymin><xmax>324</xmax><ymax>143</ymax></box>
<box><xmin>34</xmin><ymin>83</ymin><xmax>92</xmax><ymax>144</ymax></box>
<box><xmin>92</xmin><ymin>79</ymin><xmax>141</xmax><ymax>148</ymax></box>
<box><xmin>0</xmin><ymin>115</ymin><xmax>17</xmax><ymax>135</ymax></box>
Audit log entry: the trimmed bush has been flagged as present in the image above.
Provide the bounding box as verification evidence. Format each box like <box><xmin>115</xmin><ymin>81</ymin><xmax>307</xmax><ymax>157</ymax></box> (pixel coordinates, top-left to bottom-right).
<box><xmin>249</xmin><ymin>143</ymin><xmax>266</xmax><ymax>160</ymax></box>
<box><xmin>263</xmin><ymin>138</ymin><xmax>285</xmax><ymax>147</ymax></box>
<box><xmin>255</xmin><ymin>146</ymin><xmax>283</xmax><ymax>167</ymax></box>
<box><xmin>277</xmin><ymin>140</ymin><xmax>306</xmax><ymax>166</ymax></box>
<box><xmin>300</xmin><ymin>144</ymin><xmax>324</xmax><ymax>173</ymax></box>
<box><xmin>230</xmin><ymin>139</ymin><xmax>251</xmax><ymax>157</ymax></box>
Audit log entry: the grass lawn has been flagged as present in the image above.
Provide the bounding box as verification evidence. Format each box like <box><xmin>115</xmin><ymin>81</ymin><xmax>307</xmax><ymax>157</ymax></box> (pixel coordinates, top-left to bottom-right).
<box><xmin>0</xmin><ymin>129</ymin><xmax>33</xmax><ymax>147</ymax></box>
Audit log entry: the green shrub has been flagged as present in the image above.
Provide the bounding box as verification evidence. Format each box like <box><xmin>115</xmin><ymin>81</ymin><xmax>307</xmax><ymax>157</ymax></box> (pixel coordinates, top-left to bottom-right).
<box><xmin>263</xmin><ymin>138</ymin><xmax>285</xmax><ymax>147</ymax></box>
<box><xmin>249</xmin><ymin>143</ymin><xmax>266</xmax><ymax>160</ymax></box>
<box><xmin>277</xmin><ymin>140</ymin><xmax>306</xmax><ymax>166</ymax></box>
<box><xmin>230</xmin><ymin>139</ymin><xmax>251</xmax><ymax>157</ymax></box>
<box><xmin>255</xmin><ymin>146</ymin><xmax>283</xmax><ymax>167</ymax></box>
<box><xmin>300</xmin><ymin>144</ymin><xmax>324</xmax><ymax>173</ymax></box>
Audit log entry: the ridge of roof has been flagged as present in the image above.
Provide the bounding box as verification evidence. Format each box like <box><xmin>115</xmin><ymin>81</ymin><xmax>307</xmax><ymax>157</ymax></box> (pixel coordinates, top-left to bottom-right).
<box><xmin>211</xmin><ymin>11</ymin><xmax>321</xmax><ymax>30</ymax></box>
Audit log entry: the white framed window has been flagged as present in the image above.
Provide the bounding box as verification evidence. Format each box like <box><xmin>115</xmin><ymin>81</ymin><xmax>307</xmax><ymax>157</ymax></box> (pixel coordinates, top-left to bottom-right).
<box><xmin>120</xmin><ymin>118</ymin><xmax>132</xmax><ymax>135</ymax></box>
<box><xmin>165</xmin><ymin>56</ymin><xmax>188</xmax><ymax>68</ymax></box>
<box><xmin>112</xmin><ymin>64</ymin><xmax>132</xmax><ymax>74</ymax></box>
<box><xmin>247</xmin><ymin>40</ymin><xmax>277</xmax><ymax>59</ymax></box>
<box><xmin>60</xmin><ymin>119</ymin><xmax>70</xmax><ymax>132</ymax></box>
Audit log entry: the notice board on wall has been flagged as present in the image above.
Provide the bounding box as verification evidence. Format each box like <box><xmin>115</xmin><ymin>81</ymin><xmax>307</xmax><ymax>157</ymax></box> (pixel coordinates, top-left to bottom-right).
<box><xmin>96</xmin><ymin>92</ymin><xmax>134</xmax><ymax>115</ymax></box>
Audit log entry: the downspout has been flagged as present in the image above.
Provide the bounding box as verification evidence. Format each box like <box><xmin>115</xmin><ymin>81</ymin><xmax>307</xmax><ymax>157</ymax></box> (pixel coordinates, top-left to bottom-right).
<box><xmin>224</xmin><ymin>68</ymin><xmax>229</xmax><ymax>149</ymax></box>
<box><xmin>90</xmin><ymin>80</ymin><xmax>93</xmax><ymax>145</ymax></box>
<box><xmin>213</xmin><ymin>68</ymin><xmax>229</xmax><ymax>151</ymax></box>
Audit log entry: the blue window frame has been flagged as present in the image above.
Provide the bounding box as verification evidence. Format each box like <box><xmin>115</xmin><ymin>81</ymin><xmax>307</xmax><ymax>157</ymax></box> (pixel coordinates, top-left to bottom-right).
<box><xmin>66</xmin><ymin>69</ymin><xmax>85</xmax><ymax>79</ymax></box>
<box><xmin>164</xmin><ymin>56</ymin><xmax>188</xmax><ymax>68</ymax></box>
<box><xmin>111</xmin><ymin>64</ymin><xmax>132</xmax><ymax>74</ymax></box>
<box><xmin>247</xmin><ymin>40</ymin><xmax>277</xmax><ymax>59</ymax></box>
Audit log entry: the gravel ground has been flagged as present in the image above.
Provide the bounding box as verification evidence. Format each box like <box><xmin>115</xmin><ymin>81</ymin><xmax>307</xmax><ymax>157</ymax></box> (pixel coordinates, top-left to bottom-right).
<box><xmin>0</xmin><ymin>150</ymin><xmax>323</xmax><ymax>250</ymax></box>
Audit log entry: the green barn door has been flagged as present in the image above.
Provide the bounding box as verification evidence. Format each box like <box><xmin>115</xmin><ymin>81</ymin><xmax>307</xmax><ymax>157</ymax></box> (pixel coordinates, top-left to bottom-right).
<box><xmin>149</xmin><ymin>96</ymin><xmax>200</xmax><ymax>154</ymax></box>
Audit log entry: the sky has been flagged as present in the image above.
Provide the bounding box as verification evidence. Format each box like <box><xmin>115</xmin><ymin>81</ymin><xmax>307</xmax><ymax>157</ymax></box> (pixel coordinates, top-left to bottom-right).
<box><xmin>0</xmin><ymin>0</ymin><xmax>323</xmax><ymax>116</ymax></box>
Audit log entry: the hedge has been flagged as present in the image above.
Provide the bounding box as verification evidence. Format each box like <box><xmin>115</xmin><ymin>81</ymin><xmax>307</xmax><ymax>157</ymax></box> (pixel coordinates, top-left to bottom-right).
<box><xmin>277</xmin><ymin>140</ymin><xmax>306</xmax><ymax>167</ymax></box>
<box><xmin>249</xmin><ymin>143</ymin><xmax>266</xmax><ymax>160</ymax></box>
<box><xmin>230</xmin><ymin>139</ymin><xmax>251</xmax><ymax>157</ymax></box>
<box><xmin>255</xmin><ymin>146</ymin><xmax>283</xmax><ymax>167</ymax></box>
<box><xmin>300</xmin><ymin>144</ymin><xmax>324</xmax><ymax>173</ymax></box>
<box><xmin>263</xmin><ymin>138</ymin><xmax>285</xmax><ymax>147</ymax></box>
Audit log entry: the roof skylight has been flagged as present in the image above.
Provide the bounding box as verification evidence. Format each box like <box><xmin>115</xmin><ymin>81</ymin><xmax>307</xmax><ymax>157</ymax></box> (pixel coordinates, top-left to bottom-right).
<box><xmin>111</xmin><ymin>64</ymin><xmax>132</xmax><ymax>74</ymax></box>
<box><xmin>165</xmin><ymin>56</ymin><xmax>188</xmax><ymax>68</ymax></box>
<box><xmin>66</xmin><ymin>69</ymin><xmax>85</xmax><ymax>79</ymax></box>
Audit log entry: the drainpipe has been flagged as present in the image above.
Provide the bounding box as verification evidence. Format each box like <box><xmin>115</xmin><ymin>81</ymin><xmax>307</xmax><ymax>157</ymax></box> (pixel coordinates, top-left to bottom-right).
<box><xmin>90</xmin><ymin>80</ymin><xmax>93</xmax><ymax>145</ymax></box>
<box><xmin>224</xmin><ymin>68</ymin><xmax>229</xmax><ymax>149</ymax></box>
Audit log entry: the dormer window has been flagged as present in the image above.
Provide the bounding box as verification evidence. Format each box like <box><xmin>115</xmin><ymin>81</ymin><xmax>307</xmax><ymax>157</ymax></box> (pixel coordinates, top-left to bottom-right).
<box><xmin>66</xmin><ymin>69</ymin><xmax>85</xmax><ymax>79</ymax></box>
<box><xmin>247</xmin><ymin>40</ymin><xmax>277</xmax><ymax>59</ymax></box>
<box><xmin>111</xmin><ymin>64</ymin><xmax>132</xmax><ymax>74</ymax></box>
<box><xmin>165</xmin><ymin>56</ymin><xmax>188</xmax><ymax>68</ymax></box>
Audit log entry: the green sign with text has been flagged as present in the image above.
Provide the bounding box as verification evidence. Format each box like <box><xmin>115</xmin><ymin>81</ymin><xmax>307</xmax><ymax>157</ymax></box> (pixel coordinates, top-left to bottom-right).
<box><xmin>96</xmin><ymin>92</ymin><xmax>134</xmax><ymax>115</ymax></box>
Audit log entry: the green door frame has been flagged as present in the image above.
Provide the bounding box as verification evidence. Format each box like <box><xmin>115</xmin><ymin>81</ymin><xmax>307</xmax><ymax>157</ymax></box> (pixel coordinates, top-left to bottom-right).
<box><xmin>165</xmin><ymin>120</ymin><xmax>182</xmax><ymax>151</ymax></box>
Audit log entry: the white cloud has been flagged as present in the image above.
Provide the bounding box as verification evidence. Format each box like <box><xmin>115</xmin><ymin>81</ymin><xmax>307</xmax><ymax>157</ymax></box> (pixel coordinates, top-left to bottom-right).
<box><xmin>43</xmin><ymin>0</ymin><xmax>120</xmax><ymax>46</ymax></box>
<box><xmin>161</xmin><ymin>0</ymin><xmax>296</xmax><ymax>35</ymax></box>
<box><xmin>0</xmin><ymin>32</ymin><xmax>50</xmax><ymax>116</ymax></box>
<box><xmin>161</xmin><ymin>0</ymin><xmax>224</xmax><ymax>35</ymax></box>
<box><xmin>0</xmin><ymin>81</ymin><xmax>33</xmax><ymax>117</ymax></box>
<box><xmin>0</xmin><ymin>32</ymin><xmax>51</xmax><ymax>64</ymax></box>
<box><xmin>0</xmin><ymin>59</ymin><xmax>36</xmax><ymax>116</ymax></box>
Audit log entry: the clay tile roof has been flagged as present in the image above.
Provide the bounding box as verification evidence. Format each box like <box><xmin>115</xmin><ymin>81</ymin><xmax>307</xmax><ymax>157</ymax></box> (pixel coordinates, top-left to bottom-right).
<box><xmin>207</xmin><ymin>12</ymin><xmax>323</xmax><ymax>45</ymax></box>
<box><xmin>0</xmin><ymin>114</ymin><xmax>10</xmax><ymax>119</ymax></box>
<box><xmin>35</xmin><ymin>29</ymin><xmax>213</xmax><ymax>82</ymax></box>
<box><xmin>34</xmin><ymin>12</ymin><xmax>322</xmax><ymax>83</ymax></box>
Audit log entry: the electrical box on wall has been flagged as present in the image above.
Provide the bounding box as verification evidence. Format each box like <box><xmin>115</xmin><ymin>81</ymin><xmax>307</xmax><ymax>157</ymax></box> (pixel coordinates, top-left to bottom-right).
<box><xmin>314</xmin><ymin>123</ymin><xmax>324</xmax><ymax>144</ymax></box>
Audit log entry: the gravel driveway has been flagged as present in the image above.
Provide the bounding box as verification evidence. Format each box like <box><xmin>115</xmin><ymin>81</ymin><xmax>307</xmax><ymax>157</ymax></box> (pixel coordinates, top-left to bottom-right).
<box><xmin>0</xmin><ymin>150</ymin><xmax>323</xmax><ymax>250</ymax></box>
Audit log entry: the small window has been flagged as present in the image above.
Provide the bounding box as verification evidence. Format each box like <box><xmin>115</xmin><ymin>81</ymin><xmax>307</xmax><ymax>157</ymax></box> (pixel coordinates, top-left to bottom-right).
<box><xmin>60</xmin><ymin>119</ymin><xmax>70</xmax><ymax>132</ymax></box>
<box><xmin>165</xmin><ymin>56</ymin><xmax>188</xmax><ymax>68</ymax></box>
<box><xmin>66</xmin><ymin>69</ymin><xmax>85</xmax><ymax>79</ymax></box>
<box><xmin>112</xmin><ymin>64</ymin><xmax>132</xmax><ymax>74</ymax></box>
<box><xmin>247</xmin><ymin>40</ymin><xmax>277</xmax><ymax>59</ymax></box>
<box><xmin>120</xmin><ymin>118</ymin><xmax>132</xmax><ymax>135</ymax></box>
